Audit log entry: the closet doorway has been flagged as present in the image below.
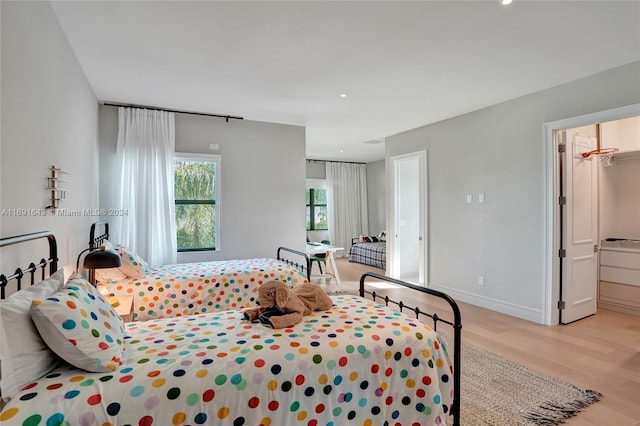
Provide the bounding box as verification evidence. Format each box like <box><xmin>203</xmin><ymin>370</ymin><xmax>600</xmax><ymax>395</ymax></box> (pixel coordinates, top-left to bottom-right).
<box><xmin>389</xmin><ymin>150</ymin><xmax>427</xmax><ymax>285</ymax></box>
<box><xmin>544</xmin><ymin>103</ymin><xmax>640</xmax><ymax>325</ymax></box>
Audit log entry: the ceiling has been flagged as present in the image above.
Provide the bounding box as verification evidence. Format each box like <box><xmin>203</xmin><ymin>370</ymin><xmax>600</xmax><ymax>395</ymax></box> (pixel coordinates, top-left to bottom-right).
<box><xmin>50</xmin><ymin>1</ymin><xmax>640</xmax><ymax>163</ymax></box>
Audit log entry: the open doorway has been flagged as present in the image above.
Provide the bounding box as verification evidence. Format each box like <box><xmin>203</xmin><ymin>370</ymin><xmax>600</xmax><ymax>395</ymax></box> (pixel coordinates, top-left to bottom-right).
<box><xmin>544</xmin><ymin>104</ymin><xmax>640</xmax><ymax>325</ymax></box>
<box><xmin>389</xmin><ymin>150</ymin><xmax>427</xmax><ymax>285</ymax></box>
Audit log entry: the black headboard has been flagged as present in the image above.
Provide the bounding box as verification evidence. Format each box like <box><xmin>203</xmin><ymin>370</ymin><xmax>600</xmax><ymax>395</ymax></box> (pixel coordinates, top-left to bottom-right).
<box><xmin>89</xmin><ymin>221</ymin><xmax>110</xmax><ymax>249</ymax></box>
<box><xmin>0</xmin><ymin>231</ymin><xmax>59</xmax><ymax>299</ymax></box>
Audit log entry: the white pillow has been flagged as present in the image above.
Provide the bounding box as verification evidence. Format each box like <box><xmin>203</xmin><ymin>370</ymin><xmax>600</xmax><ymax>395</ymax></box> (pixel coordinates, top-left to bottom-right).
<box><xmin>30</xmin><ymin>273</ymin><xmax>125</xmax><ymax>372</ymax></box>
<box><xmin>117</xmin><ymin>245</ymin><xmax>149</xmax><ymax>279</ymax></box>
<box><xmin>0</xmin><ymin>268</ymin><xmax>64</xmax><ymax>398</ymax></box>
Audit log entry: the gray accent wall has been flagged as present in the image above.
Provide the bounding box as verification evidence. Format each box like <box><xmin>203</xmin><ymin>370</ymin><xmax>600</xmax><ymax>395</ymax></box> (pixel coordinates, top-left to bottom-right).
<box><xmin>385</xmin><ymin>61</ymin><xmax>640</xmax><ymax>324</ymax></box>
<box><xmin>99</xmin><ymin>105</ymin><xmax>306</xmax><ymax>262</ymax></box>
<box><xmin>367</xmin><ymin>160</ymin><xmax>386</xmax><ymax>236</ymax></box>
<box><xmin>1</xmin><ymin>1</ymin><xmax>99</xmax><ymax>279</ymax></box>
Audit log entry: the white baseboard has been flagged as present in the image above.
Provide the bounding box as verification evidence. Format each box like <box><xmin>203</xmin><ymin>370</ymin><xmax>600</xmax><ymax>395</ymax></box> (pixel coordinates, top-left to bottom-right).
<box><xmin>429</xmin><ymin>283</ymin><xmax>545</xmax><ymax>324</ymax></box>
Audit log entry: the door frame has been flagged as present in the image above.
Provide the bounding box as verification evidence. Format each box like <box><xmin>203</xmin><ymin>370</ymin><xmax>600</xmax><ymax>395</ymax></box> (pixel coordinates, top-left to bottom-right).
<box><xmin>388</xmin><ymin>150</ymin><xmax>428</xmax><ymax>285</ymax></box>
<box><xmin>542</xmin><ymin>103</ymin><xmax>640</xmax><ymax>325</ymax></box>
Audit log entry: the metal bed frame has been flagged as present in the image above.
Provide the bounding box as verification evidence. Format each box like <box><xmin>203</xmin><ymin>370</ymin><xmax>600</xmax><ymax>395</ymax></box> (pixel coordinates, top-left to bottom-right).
<box><xmin>1</xmin><ymin>232</ymin><xmax>461</xmax><ymax>425</ymax></box>
<box><xmin>0</xmin><ymin>231</ymin><xmax>58</xmax><ymax>299</ymax></box>
<box><xmin>89</xmin><ymin>221</ymin><xmax>312</xmax><ymax>282</ymax></box>
<box><xmin>360</xmin><ymin>272</ymin><xmax>462</xmax><ymax>425</ymax></box>
<box><xmin>89</xmin><ymin>221</ymin><xmax>110</xmax><ymax>250</ymax></box>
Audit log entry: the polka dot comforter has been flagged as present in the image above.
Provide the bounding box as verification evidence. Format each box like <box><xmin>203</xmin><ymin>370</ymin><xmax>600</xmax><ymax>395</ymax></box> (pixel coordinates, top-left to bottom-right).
<box><xmin>102</xmin><ymin>258</ymin><xmax>308</xmax><ymax>321</ymax></box>
<box><xmin>0</xmin><ymin>295</ymin><xmax>454</xmax><ymax>426</ymax></box>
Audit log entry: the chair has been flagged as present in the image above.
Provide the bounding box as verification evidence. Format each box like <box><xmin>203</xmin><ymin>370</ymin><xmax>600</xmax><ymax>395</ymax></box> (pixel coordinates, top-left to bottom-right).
<box><xmin>311</xmin><ymin>240</ymin><xmax>330</xmax><ymax>275</ymax></box>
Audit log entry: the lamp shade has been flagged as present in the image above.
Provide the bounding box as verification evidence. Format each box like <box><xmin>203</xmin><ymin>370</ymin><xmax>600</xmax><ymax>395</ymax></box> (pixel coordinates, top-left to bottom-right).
<box><xmin>83</xmin><ymin>248</ymin><xmax>122</xmax><ymax>269</ymax></box>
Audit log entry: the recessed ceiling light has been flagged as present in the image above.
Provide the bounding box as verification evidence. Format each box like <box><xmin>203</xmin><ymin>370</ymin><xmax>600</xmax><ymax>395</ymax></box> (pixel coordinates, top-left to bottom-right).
<box><xmin>502</xmin><ymin>0</ymin><xmax>512</xmax><ymax>5</ymax></box>
<box><xmin>340</xmin><ymin>94</ymin><xmax>347</xmax><ymax>98</ymax></box>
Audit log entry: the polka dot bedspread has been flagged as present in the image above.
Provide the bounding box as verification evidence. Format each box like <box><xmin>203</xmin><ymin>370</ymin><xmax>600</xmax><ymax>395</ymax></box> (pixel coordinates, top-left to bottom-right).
<box><xmin>0</xmin><ymin>294</ymin><xmax>454</xmax><ymax>426</ymax></box>
<box><xmin>102</xmin><ymin>258</ymin><xmax>308</xmax><ymax>321</ymax></box>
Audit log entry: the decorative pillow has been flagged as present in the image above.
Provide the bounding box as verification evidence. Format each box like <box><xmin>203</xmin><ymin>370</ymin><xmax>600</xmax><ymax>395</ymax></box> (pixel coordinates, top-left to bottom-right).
<box><xmin>0</xmin><ymin>268</ymin><xmax>65</xmax><ymax>398</ymax></box>
<box><xmin>30</xmin><ymin>273</ymin><xmax>125</xmax><ymax>373</ymax></box>
<box><xmin>117</xmin><ymin>245</ymin><xmax>149</xmax><ymax>279</ymax></box>
<box><xmin>370</xmin><ymin>236</ymin><xmax>380</xmax><ymax>242</ymax></box>
<box><xmin>95</xmin><ymin>267</ymin><xmax>128</xmax><ymax>283</ymax></box>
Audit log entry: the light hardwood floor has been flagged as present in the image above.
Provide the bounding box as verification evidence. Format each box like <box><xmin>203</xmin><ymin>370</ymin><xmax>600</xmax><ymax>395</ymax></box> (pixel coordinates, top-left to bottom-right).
<box><xmin>312</xmin><ymin>258</ymin><xmax>640</xmax><ymax>426</ymax></box>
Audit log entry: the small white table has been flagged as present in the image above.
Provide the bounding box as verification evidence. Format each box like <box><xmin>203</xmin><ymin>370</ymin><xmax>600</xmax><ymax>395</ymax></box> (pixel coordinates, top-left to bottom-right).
<box><xmin>306</xmin><ymin>243</ymin><xmax>344</xmax><ymax>286</ymax></box>
<box><xmin>113</xmin><ymin>295</ymin><xmax>134</xmax><ymax>322</ymax></box>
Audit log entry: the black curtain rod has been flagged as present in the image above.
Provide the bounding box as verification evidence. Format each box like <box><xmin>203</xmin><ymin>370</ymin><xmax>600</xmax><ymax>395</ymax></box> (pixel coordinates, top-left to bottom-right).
<box><xmin>306</xmin><ymin>159</ymin><xmax>366</xmax><ymax>165</ymax></box>
<box><xmin>102</xmin><ymin>102</ymin><xmax>243</xmax><ymax>122</ymax></box>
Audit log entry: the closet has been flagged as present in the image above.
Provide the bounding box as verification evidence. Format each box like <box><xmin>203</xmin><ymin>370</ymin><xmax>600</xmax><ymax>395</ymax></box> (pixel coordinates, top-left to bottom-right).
<box><xmin>597</xmin><ymin>116</ymin><xmax>640</xmax><ymax>316</ymax></box>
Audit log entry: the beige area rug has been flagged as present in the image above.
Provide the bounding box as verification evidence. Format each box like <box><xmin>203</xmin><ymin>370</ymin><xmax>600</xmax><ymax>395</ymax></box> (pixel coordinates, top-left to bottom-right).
<box><xmin>457</xmin><ymin>338</ymin><xmax>602</xmax><ymax>425</ymax></box>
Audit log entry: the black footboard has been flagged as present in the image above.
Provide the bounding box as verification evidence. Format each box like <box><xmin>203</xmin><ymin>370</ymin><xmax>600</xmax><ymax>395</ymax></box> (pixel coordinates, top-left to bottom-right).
<box><xmin>359</xmin><ymin>272</ymin><xmax>462</xmax><ymax>426</ymax></box>
<box><xmin>276</xmin><ymin>246</ymin><xmax>311</xmax><ymax>282</ymax></box>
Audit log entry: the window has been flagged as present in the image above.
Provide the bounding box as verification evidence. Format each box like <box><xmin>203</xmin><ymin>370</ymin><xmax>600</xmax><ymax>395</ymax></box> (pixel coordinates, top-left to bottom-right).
<box><xmin>306</xmin><ymin>180</ymin><xmax>327</xmax><ymax>231</ymax></box>
<box><xmin>174</xmin><ymin>153</ymin><xmax>220</xmax><ymax>252</ymax></box>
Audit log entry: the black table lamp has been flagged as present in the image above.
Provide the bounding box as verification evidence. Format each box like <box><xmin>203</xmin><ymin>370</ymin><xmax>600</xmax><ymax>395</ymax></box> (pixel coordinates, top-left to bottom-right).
<box><xmin>76</xmin><ymin>246</ymin><xmax>122</xmax><ymax>285</ymax></box>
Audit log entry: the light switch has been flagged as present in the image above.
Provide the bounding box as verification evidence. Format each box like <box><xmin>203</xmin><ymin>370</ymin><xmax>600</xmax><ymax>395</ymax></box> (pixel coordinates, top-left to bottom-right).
<box><xmin>209</xmin><ymin>143</ymin><xmax>219</xmax><ymax>150</ymax></box>
<box><xmin>478</xmin><ymin>193</ymin><xmax>485</xmax><ymax>204</ymax></box>
<box><xmin>466</xmin><ymin>194</ymin><xmax>473</xmax><ymax>204</ymax></box>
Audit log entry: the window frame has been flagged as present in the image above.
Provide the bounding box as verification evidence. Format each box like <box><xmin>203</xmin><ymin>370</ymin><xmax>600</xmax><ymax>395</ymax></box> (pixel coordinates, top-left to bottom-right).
<box><xmin>174</xmin><ymin>152</ymin><xmax>221</xmax><ymax>253</ymax></box>
<box><xmin>306</xmin><ymin>179</ymin><xmax>327</xmax><ymax>231</ymax></box>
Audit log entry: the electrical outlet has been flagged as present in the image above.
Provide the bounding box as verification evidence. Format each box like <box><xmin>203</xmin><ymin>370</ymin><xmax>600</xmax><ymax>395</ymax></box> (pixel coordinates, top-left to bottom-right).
<box><xmin>466</xmin><ymin>194</ymin><xmax>473</xmax><ymax>204</ymax></box>
<box><xmin>478</xmin><ymin>276</ymin><xmax>485</xmax><ymax>286</ymax></box>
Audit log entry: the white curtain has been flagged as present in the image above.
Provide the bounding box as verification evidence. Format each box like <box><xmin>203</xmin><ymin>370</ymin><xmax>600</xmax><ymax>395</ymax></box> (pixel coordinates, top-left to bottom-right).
<box><xmin>326</xmin><ymin>162</ymin><xmax>369</xmax><ymax>257</ymax></box>
<box><xmin>112</xmin><ymin>107</ymin><xmax>177</xmax><ymax>266</ymax></box>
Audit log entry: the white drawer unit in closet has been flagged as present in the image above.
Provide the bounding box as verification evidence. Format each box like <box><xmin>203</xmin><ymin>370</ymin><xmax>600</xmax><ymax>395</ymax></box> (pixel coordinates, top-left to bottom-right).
<box><xmin>598</xmin><ymin>246</ymin><xmax>640</xmax><ymax>315</ymax></box>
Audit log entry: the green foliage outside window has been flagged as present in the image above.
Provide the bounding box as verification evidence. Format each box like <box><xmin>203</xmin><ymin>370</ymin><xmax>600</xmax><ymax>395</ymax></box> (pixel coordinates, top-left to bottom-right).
<box><xmin>306</xmin><ymin>188</ymin><xmax>327</xmax><ymax>230</ymax></box>
<box><xmin>175</xmin><ymin>160</ymin><xmax>216</xmax><ymax>251</ymax></box>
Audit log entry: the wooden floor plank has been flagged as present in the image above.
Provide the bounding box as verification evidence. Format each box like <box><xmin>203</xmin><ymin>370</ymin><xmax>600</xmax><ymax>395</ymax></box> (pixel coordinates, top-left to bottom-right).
<box><xmin>323</xmin><ymin>258</ymin><xmax>640</xmax><ymax>425</ymax></box>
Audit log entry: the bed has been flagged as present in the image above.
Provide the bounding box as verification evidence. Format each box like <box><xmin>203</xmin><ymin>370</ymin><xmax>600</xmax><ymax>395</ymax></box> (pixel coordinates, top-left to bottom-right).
<box><xmin>349</xmin><ymin>236</ymin><xmax>387</xmax><ymax>270</ymax></box>
<box><xmin>88</xmin><ymin>222</ymin><xmax>311</xmax><ymax>321</ymax></box>
<box><xmin>0</xmin><ymin>230</ymin><xmax>462</xmax><ymax>425</ymax></box>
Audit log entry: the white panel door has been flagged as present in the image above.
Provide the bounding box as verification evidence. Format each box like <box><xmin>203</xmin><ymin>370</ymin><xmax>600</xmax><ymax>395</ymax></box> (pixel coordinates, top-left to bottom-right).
<box><xmin>561</xmin><ymin>131</ymin><xmax>598</xmax><ymax>323</ymax></box>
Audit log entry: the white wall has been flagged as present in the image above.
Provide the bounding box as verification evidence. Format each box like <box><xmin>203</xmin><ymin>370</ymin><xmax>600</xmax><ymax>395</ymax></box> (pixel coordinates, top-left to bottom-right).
<box><xmin>1</xmin><ymin>1</ymin><xmax>99</xmax><ymax>279</ymax></box>
<box><xmin>98</xmin><ymin>105</ymin><xmax>306</xmax><ymax>262</ymax></box>
<box><xmin>385</xmin><ymin>61</ymin><xmax>640</xmax><ymax>323</ymax></box>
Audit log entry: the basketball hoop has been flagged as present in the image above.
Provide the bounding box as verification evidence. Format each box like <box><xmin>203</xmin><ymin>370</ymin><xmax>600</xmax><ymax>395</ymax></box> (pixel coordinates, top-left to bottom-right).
<box><xmin>581</xmin><ymin>147</ymin><xmax>618</xmax><ymax>167</ymax></box>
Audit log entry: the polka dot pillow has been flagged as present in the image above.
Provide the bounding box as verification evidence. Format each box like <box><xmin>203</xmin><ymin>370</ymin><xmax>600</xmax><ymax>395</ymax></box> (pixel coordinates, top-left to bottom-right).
<box><xmin>30</xmin><ymin>273</ymin><xmax>125</xmax><ymax>372</ymax></box>
<box><xmin>117</xmin><ymin>245</ymin><xmax>149</xmax><ymax>279</ymax></box>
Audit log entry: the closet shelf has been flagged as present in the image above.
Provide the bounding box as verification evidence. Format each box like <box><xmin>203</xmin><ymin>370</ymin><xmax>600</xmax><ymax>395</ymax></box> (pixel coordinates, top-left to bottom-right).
<box><xmin>612</xmin><ymin>149</ymin><xmax>640</xmax><ymax>161</ymax></box>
